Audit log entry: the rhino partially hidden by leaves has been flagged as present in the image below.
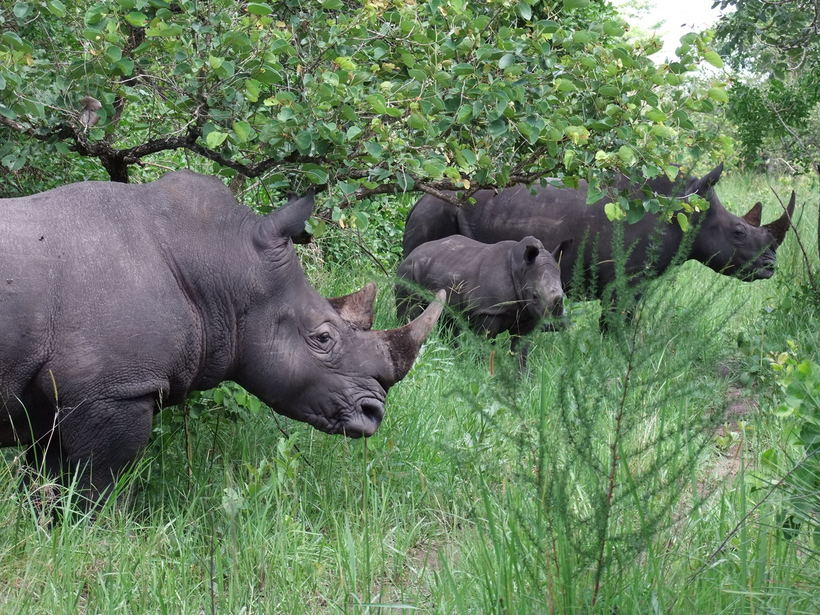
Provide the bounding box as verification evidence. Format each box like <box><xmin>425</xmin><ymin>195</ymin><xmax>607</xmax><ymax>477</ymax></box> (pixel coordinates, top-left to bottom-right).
<box><xmin>0</xmin><ymin>171</ymin><xmax>444</xmax><ymax>502</ymax></box>
<box><xmin>403</xmin><ymin>164</ymin><xmax>795</xmax><ymax>321</ymax></box>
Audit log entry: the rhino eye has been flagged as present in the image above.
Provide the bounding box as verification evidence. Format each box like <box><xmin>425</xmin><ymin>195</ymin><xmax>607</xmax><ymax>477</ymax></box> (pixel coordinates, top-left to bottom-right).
<box><xmin>732</xmin><ymin>226</ymin><xmax>746</xmax><ymax>239</ymax></box>
<box><xmin>309</xmin><ymin>327</ymin><xmax>337</xmax><ymax>354</ymax></box>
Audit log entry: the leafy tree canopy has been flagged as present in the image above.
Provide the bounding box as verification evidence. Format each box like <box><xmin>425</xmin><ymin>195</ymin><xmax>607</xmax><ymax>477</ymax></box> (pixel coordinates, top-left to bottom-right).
<box><xmin>713</xmin><ymin>0</ymin><xmax>819</xmax><ymax>169</ymax></box>
<box><xmin>713</xmin><ymin>0</ymin><xmax>818</xmax><ymax>77</ymax></box>
<box><xmin>1</xmin><ymin>0</ymin><xmax>728</xmax><ymax>219</ymax></box>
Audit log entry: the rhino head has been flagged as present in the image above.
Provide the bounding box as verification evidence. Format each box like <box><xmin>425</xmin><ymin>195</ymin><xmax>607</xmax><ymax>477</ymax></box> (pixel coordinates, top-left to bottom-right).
<box><xmin>686</xmin><ymin>164</ymin><xmax>795</xmax><ymax>280</ymax></box>
<box><xmin>234</xmin><ymin>194</ymin><xmax>444</xmax><ymax>438</ymax></box>
<box><xmin>512</xmin><ymin>236</ymin><xmax>566</xmax><ymax>328</ymax></box>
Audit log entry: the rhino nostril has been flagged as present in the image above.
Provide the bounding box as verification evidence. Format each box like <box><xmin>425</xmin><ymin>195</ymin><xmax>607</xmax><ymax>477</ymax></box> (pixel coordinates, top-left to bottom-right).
<box><xmin>360</xmin><ymin>399</ymin><xmax>385</xmax><ymax>424</ymax></box>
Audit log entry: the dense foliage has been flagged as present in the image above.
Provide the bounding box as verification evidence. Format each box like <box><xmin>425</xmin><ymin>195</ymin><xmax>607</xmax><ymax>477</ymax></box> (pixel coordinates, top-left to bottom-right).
<box><xmin>2</xmin><ymin>0</ymin><xmax>729</xmax><ymax>220</ymax></box>
<box><xmin>713</xmin><ymin>0</ymin><xmax>820</xmax><ymax>169</ymax></box>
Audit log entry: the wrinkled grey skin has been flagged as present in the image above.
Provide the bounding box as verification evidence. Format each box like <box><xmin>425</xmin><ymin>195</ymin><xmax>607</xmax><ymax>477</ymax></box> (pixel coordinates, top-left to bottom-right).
<box><xmin>0</xmin><ymin>170</ymin><xmax>444</xmax><ymax>501</ymax></box>
<box><xmin>396</xmin><ymin>235</ymin><xmax>565</xmax><ymax>365</ymax></box>
<box><xmin>403</xmin><ymin>165</ymin><xmax>796</xmax><ymax>303</ymax></box>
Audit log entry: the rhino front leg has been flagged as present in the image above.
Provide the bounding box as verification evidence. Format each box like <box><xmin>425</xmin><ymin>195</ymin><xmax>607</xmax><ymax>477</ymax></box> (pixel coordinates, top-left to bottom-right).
<box><xmin>35</xmin><ymin>395</ymin><xmax>156</xmax><ymax>506</ymax></box>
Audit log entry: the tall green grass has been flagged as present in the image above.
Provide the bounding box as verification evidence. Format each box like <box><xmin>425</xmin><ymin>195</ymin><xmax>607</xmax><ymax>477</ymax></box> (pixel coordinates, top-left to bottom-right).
<box><xmin>0</xmin><ymin>172</ymin><xmax>817</xmax><ymax>613</ymax></box>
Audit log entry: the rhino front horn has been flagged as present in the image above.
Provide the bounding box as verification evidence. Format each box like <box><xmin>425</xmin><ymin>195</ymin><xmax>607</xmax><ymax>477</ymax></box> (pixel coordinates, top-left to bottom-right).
<box><xmin>764</xmin><ymin>191</ymin><xmax>796</xmax><ymax>247</ymax></box>
<box><xmin>379</xmin><ymin>289</ymin><xmax>445</xmax><ymax>385</ymax></box>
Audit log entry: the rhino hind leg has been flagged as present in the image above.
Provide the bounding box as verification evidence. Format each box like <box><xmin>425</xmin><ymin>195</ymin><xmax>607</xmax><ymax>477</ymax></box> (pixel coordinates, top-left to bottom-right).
<box><xmin>28</xmin><ymin>395</ymin><xmax>155</xmax><ymax>507</ymax></box>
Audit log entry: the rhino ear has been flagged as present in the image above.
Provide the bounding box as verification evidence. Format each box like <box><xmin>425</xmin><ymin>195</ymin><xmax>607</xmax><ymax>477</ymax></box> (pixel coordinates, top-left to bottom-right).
<box><xmin>742</xmin><ymin>202</ymin><xmax>763</xmax><ymax>227</ymax></box>
<box><xmin>518</xmin><ymin>236</ymin><xmax>544</xmax><ymax>265</ymax></box>
<box><xmin>524</xmin><ymin>244</ymin><xmax>539</xmax><ymax>264</ymax></box>
<box><xmin>270</xmin><ymin>190</ymin><xmax>315</xmax><ymax>239</ymax></box>
<box><xmin>327</xmin><ymin>282</ymin><xmax>377</xmax><ymax>330</ymax></box>
<box><xmin>764</xmin><ymin>191</ymin><xmax>796</xmax><ymax>248</ymax></box>
<box><xmin>692</xmin><ymin>163</ymin><xmax>724</xmax><ymax>196</ymax></box>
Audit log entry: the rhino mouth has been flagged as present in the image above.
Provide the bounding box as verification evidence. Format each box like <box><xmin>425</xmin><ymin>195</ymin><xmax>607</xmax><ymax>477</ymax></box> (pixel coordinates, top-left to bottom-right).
<box><xmin>340</xmin><ymin>398</ymin><xmax>385</xmax><ymax>438</ymax></box>
<box><xmin>744</xmin><ymin>255</ymin><xmax>776</xmax><ymax>280</ymax></box>
<box><xmin>329</xmin><ymin>396</ymin><xmax>385</xmax><ymax>438</ymax></box>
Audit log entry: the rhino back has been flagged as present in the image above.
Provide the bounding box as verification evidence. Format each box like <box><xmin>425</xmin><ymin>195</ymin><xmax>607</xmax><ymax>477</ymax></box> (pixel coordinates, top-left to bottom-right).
<box><xmin>399</xmin><ymin>236</ymin><xmax>517</xmax><ymax>316</ymax></box>
<box><xmin>0</xmin><ymin>171</ymin><xmax>249</xmax><ymax>405</ymax></box>
<box><xmin>457</xmin><ymin>184</ymin><xmax>682</xmax><ymax>295</ymax></box>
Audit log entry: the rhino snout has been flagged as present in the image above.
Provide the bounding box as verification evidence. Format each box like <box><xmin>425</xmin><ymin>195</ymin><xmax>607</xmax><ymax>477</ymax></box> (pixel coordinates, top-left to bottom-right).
<box><xmin>341</xmin><ymin>398</ymin><xmax>385</xmax><ymax>438</ymax></box>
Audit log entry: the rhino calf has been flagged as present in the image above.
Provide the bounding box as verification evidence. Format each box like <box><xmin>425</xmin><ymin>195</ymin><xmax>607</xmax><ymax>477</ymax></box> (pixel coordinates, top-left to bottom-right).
<box><xmin>396</xmin><ymin>235</ymin><xmax>565</xmax><ymax>366</ymax></box>
<box><xmin>0</xmin><ymin>171</ymin><xmax>445</xmax><ymax>505</ymax></box>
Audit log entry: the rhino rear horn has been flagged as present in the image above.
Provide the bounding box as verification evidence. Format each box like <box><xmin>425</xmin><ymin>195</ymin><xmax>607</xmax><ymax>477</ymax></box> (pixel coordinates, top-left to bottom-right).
<box><xmin>378</xmin><ymin>289</ymin><xmax>445</xmax><ymax>385</ymax></box>
<box><xmin>742</xmin><ymin>202</ymin><xmax>763</xmax><ymax>227</ymax></box>
<box><xmin>327</xmin><ymin>282</ymin><xmax>377</xmax><ymax>330</ymax></box>
<box><xmin>764</xmin><ymin>191</ymin><xmax>796</xmax><ymax>248</ymax></box>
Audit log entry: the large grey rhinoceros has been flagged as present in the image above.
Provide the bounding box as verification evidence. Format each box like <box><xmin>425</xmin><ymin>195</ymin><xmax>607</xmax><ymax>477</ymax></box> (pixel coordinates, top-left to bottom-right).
<box><xmin>403</xmin><ymin>165</ymin><xmax>795</xmax><ymax>316</ymax></box>
<box><xmin>0</xmin><ymin>170</ymin><xmax>444</xmax><ymax>501</ymax></box>
<box><xmin>396</xmin><ymin>235</ymin><xmax>565</xmax><ymax>365</ymax></box>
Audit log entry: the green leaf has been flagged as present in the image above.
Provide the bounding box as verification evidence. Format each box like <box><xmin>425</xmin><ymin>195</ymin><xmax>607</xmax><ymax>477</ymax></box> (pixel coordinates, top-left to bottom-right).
<box><xmin>352</xmin><ymin>210</ymin><xmax>369</xmax><ymax>230</ymax></box>
<box><xmin>617</xmin><ymin>145</ymin><xmax>637</xmax><ymax>167</ymax></box>
<box><xmin>346</xmin><ymin>126</ymin><xmax>363</xmax><ymax>141</ymax></box>
<box><xmin>422</xmin><ymin>158</ymin><xmax>446</xmax><ymax>178</ymax></box>
<box><xmin>334</xmin><ymin>56</ymin><xmax>356</xmax><ymax>71</ymax></box>
<box><xmin>124</xmin><ymin>11</ymin><xmax>147</xmax><ymax>27</ymax></box>
<box><xmin>517</xmin><ymin>2</ymin><xmax>532</xmax><ymax>20</ymax></box>
<box><xmin>408</xmin><ymin>68</ymin><xmax>427</xmax><ymax>82</ymax></box>
<box><xmin>407</xmin><ymin>113</ymin><xmax>428</xmax><ymax>130</ymax></box>
<box><xmin>12</xmin><ymin>2</ymin><xmax>31</xmax><ymax>20</ymax></box>
<box><xmin>488</xmin><ymin>118</ymin><xmax>507</xmax><ymax>138</ymax></box>
<box><xmin>564</xmin><ymin>125</ymin><xmax>589</xmax><ymax>143</ymax></box>
<box><xmin>646</xmin><ymin>108</ymin><xmax>667</xmax><ymax>123</ymax></box>
<box><xmin>498</xmin><ymin>53</ymin><xmax>515</xmax><ymax>69</ymax></box>
<box><xmin>364</xmin><ymin>141</ymin><xmax>383</xmax><ymax>158</ymax></box>
<box><xmin>555</xmin><ymin>78</ymin><xmax>576</xmax><ymax>92</ymax></box>
<box><xmin>45</xmin><ymin>0</ymin><xmax>66</xmax><ymax>17</ymax></box>
<box><xmin>1</xmin><ymin>32</ymin><xmax>27</xmax><ymax>51</ymax></box>
<box><xmin>233</xmin><ymin>120</ymin><xmax>253</xmax><ymax>143</ymax></box>
<box><xmin>603</xmin><ymin>20</ymin><xmax>624</xmax><ymax>37</ymax></box>
<box><xmin>115</xmin><ymin>58</ymin><xmax>134</xmax><ymax>76</ymax></box>
<box><xmin>707</xmin><ymin>86</ymin><xmax>728</xmax><ymax>103</ymax></box>
<box><xmin>302</xmin><ymin>163</ymin><xmax>328</xmax><ymax>184</ymax></box>
<box><xmin>703</xmin><ymin>50</ymin><xmax>724</xmax><ymax>69</ymax></box>
<box><xmin>455</xmin><ymin>104</ymin><xmax>472</xmax><ymax>124</ymax></box>
<box><xmin>563</xmin><ymin>0</ymin><xmax>590</xmax><ymax>8</ymax></box>
<box><xmin>105</xmin><ymin>46</ymin><xmax>123</xmax><ymax>63</ymax></box>
<box><xmin>573</xmin><ymin>30</ymin><xmax>596</xmax><ymax>44</ymax></box>
<box><xmin>246</xmin><ymin>3</ymin><xmax>273</xmax><ymax>15</ymax></box>
<box><xmin>295</xmin><ymin>130</ymin><xmax>312</xmax><ymax>154</ymax></box>
<box><xmin>0</xmin><ymin>74</ymin><xmax>5</xmax><ymax>91</ymax></box>
<box><xmin>651</xmin><ymin>124</ymin><xmax>676</xmax><ymax>139</ymax></box>
<box><xmin>396</xmin><ymin>172</ymin><xmax>414</xmax><ymax>191</ymax></box>
<box><xmin>366</xmin><ymin>94</ymin><xmax>389</xmax><ymax>115</ymax></box>
<box><xmin>604</xmin><ymin>201</ymin><xmax>626</xmax><ymax>221</ymax></box>
<box><xmin>321</xmin><ymin>0</ymin><xmax>344</xmax><ymax>8</ymax></box>
<box><xmin>244</xmin><ymin>79</ymin><xmax>261</xmax><ymax>102</ymax></box>
<box><xmin>206</xmin><ymin>131</ymin><xmax>228</xmax><ymax>148</ymax></box>
<box><xmin>586</xmin><ymin>183</ymin><xmax>605</xmax><ymax>204</ymax></box>
<box><xmin>676</xmin><ymin>212</ymin><xmax>689</xmax><ymax>232</ymax></box>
